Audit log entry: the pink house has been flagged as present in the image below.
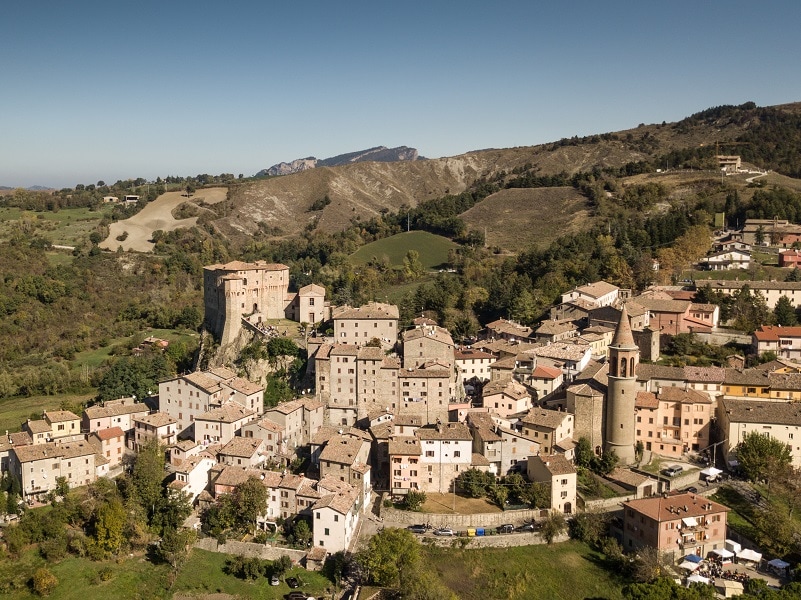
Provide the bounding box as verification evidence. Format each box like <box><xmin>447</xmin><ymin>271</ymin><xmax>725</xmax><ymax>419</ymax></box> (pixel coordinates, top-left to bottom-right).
<box><xmin>88</xmin><ymin>426</ymin><xmax>126</xmax><ymax>468</ymax></box>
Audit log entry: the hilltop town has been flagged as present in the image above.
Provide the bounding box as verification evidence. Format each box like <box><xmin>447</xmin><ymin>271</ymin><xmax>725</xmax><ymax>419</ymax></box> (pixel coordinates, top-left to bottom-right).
<box><xmin>6</xmin><ymin>102</ymin><xmax>801</xmax><ymax>598</ymax></box>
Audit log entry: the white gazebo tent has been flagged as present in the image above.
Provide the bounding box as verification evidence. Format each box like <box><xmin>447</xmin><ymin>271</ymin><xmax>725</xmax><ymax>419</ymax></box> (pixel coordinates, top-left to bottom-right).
<box><xmin>736</xmin><ymin>548</ymin><xmax>762</xmax><ymax>564</ymax></box>
<box><xmin>679</xmin><ymin>560</ymin><xmax>701</xmax><ymax>572</ymax></box>
<box><xmin>686</xmin><ymin>573</ymin><xmax>710</xmax><ymax>586</ymax></box>
<box><xmin>713</xmin><ymin>548</ymin><xmax>735</xmax><ymax>563</ymax></box>
<box><xmin>700</xmin><ymin>466</ymin><xmax>722</xmax><ymax>481</ymax></box>
<box><xmin>715</xmin><ymin>579</ymin><xmax>744</xmax><ymax>598</ymax></box>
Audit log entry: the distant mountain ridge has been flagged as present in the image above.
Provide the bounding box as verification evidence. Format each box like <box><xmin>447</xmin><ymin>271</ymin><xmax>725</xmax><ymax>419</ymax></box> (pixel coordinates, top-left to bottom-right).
<box><xmin>257</xmin><ymin>145</ymin><xmax>420</xmax><ymax>177</ymax></box>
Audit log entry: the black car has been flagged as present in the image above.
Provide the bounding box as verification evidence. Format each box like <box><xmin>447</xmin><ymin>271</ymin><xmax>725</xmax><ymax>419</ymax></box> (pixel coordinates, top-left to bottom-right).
<box><xmin>516</xmin><ymin>522</ymin><xmax>537</xmax><ymax>532</ymax></box>
<box><xmin>407</xmin><ymin>524</ymin><xmax>428</xmax><ymax>534</ymax></box>
<box><xmin>686</xmin><ymin>486</ymin><xmax>698</xmax><ymax>494</ymax></box>
<box><xmin>286</xmin><ymin>577</ymin><xmax>300</xmax><ymax>588</ymax></box>
<box><xmin>497</xmin><ymin>523</ymin><xmax>514</xmax><ymax>534</ymax></box>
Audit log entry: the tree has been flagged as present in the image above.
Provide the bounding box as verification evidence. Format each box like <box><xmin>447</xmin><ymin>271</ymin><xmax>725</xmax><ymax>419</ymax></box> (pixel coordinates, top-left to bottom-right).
<box><xmin>774</xmin><ymin>295</ymin><xmax>798</xmax><ymax>326</ymax></box>
<box><xmin>540</xmin><ymin>511</ymin><xmax>566</xmax><ymax>544</ymax></box>
<box><xmin>32</xmin><ymin>567</ymin><xmax>58</xmax><ymax>596</ymax></box>
<box><xmin>356</xmin><ymin>527</ymin><xmax>420</xmax><ymax>588</ymax></box>
<box><xmin>403</xmin><ymin>490</ymin><xmax>427</xmax><ymax>511</ymax></box>
<box><xmin>787</xmin><ymin>267</ymin><xmax>801</xmax><ymax>282</ymax></box>
<box><xmin>232</xmin><ymin>476</ymin><xmax>268</xmax><ymax>532</ymax></box>
<box><xmin>129</xmin><ymin>440</ymin><xmax>165</xmax><ymax>521</ymax></box>
<box><xmin>403</xmin><ymin>250</ymin><xmax>425</xmax><ymax>280</ymax></box>
<box><xmin>755</xmin><ymin>225</ymin><xmax>766</xmax><ymax>246</ymax></box>
<box><xmin>155</xmin><ymin>527</ymin><xmax>196</xmax><ymax>568</ymax></box>
<box><xmin>456</xmin><ymin>468</ymin><xmax>492</xmax><ymax>498</ymax></box>
<box><xmin>754</xmin><ymin>505</ymin><xmax>797</xmax><ymax>557</ymax></box>
<box><xmin>92</xmin><ymin>497</ymin><xmax>126</xmax><ymax>555</ymax></box>
<box><xmin>569</xmin><ymin>509</ymin><xmax>610</xmax><ymax>547</ymax></box>
<box><xmin>273</xmin><ymin>554</ymin><xmax>292</xmax><ymax>576</ymax></box>
<box><xmin>575</xmin><ymin>437</ymin><xmax>594</xmax><ymax>468</ymax></box>
<box><xmin>736</xmin><ymin>431</ymin><xmax>792</xmax><ymax>484</ymax></box>
<box><xmin>631</xmin><ymin>546</ymin><xmax>671</xmax><ymax>583</ymax></box>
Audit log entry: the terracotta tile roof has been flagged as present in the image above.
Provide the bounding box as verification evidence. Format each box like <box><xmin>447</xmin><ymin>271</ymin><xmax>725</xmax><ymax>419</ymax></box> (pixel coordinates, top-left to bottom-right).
<box><xmin>225</xmin><ymin>377</ymin><xmax>263</xmax><ymax>395</ymax></box>
<box><xmin>654</xmin><ymin>386</ymin><xmax>713</xmax><ymax>405</ymax></box>
<box><xmin>574</xmin><ymin>280</ymin><xmax>618</xmax><ymax>299</ymax></box>
<box><xmin>268</xmin><ymin>399</ymin><xmax>305</xmax><ymax>415</ymax></box>
<box><xmin>299</xmin><ymin>283</ymin><xmax>326</xmax><ymax>295</ymax></box>
<box><xmin>12</xmin><ymin>443</ymin><xmax>65</xmax><ymax>463</ymax></box>
<box><xmin>483</xmin><ymin>378</ymin><xmax>529</xmax><ymax>401</ymax></box>
<box><xmin>531</xmin><ymin>365</ymin><xmax>563</xmax><ymax>379</ymax></box>
<box><xmin>520</xmin><ymin>409</ymin><xmax>570</xmax><ymax>430</ymax></box>
<box><xmin>279</xmin><ymin>473</ymin><xmax>305</xmax><ymax>491</ymax></box>
<box><xmin>767</xmin><ymin>372</ymin><xmax>801</xmax><ymax>389</ymax></box>
<box><xmin>533</xmin><ymin>453</ymin><xmax>576</xmax><ymax>476</ymax></box>
<box><xmin>466</xmin><ymin>412</ymin><xmax>503</xmax><ymax>442</ymax></box>
<box><xmin>369</xmin><ymin>421</ymin><xmax>393</xmax><ymax>440</ymax></box>
<box><xmin>183</xmin><ymin>372</ymin><xmax>223</xmax><ymax>394</ymax></box>
<box><xmin>196</xmin><ymin>403</ymin><xmax>255</xmax><ymax>423</ymax></box>
<box><xmin>720</xmin><ymin>398</ymin><xmax>801</xmax><ymax>425</ymax></box>
<box><xmin>94</xmin><ymin>426</ymin><xmax>125</xmax><ymax>441</ymax></box>
<box><xmin>624</xmin><ymin>493</ymin><xmax>728</xmax><ymax>522</ymax></box>
<box><xmin>454</xmin><ymin>348</ymin><xmax>495</xmax><ymax>361</ymax></box>
<box><xmin>394</xmin><ymin>415</ymin><xmax>423</xmax><ymax>427</ymax></box>
<box><xmin>319</xmin><ymin>435</ymin><xmax>367</xmax><ymax>464</ymax></box>
<box><xmin>135</xmin><ymin>412</ymin><xmax>176</xmax><ymax>428</ymax></box>
<box><xmin>311</xmin><ymin>425</ymin><xmax>341</xmax><ymax>445</ymax></box>
<box><xmin>525</xmin><ymin>341</ymin><xmax>591</xmax><ymax>362</ymax></box>
<box><xmin>205</xmin><ymin>260</ymin><xmax>288</xmax><ymax>272</ymax></box>
<box><xmin>724</xmin><ymin>369</ymin><xmax>771</xmax><ymax>386</ymax></box>
<box><xmin>416</xmin><ymin>422</ymin><xmax>471</xmax><ymax>441</ymax></box>
<box><xmin>535</xmin><ymin>320</ymin><xmax>577</xmax><ymax>336</ymax></box>
<box><xmin>333</xmin><ymin>302</ymin><xmax>399</xmax><ymax>320</ymax></box>
<box><xmin>208</xmin><ymin>366</ymin><xmax>238</xmax><ymax>380</ymax></box>
<box><xmin>608</xmin><ymin>467</ymin><xmax>652</xmax><ymax>487</ymax></box>
<box><xmin>219</xmin><ymin>437</ymin><xmax>264</xmax><ymax>458</ymax></box>
<box><xmin>252</xmin><ymin>417</ymin><xmax>283</xmax><ymax>433</ymax></box>
<box><xmin>357</xmin><ymin>346</ymin><xmax>385</xmax><ymax>360</ymax></box>
<box><xmin>398</xmin><ymin>368</ymin><xmax>450</xmax><ymax>379</ymax></box>
<box><xmin>471</xmin><ymin>453</ymin><xmax>491</xmax><ymax>467</ymax></box>
<box><xmin>635</xmin><ymin>391</ymin><xmax>659</xmax><ymax>409</ymax></box>
<box><xmin>213</xmin><ymin>465</ymin><xmax>260</xmax><ymax>488</ymax></box>
<box><xmin>388</xmin><ymin>436</ymin><xmax>421</xmax><ymax>456</ymax></box>
<box><xmin>754</xmin><ymin>325</ymin><xmax>801</xmax><ymax>341</ymax></box>
<box><xmin>317</xmin><ymin>476</ymin><xmax>354</xmax><ymax>496</ymax></box>
<box><xmin>84</xmin><ymin>401</ymin><xmax>149</xmax><ymax>419</ymax></box>
<box><xmin>25</xmin><ymin>420</ymin><xmax>50</xmax><ymax>434</ymax></box>
<box><xmin>402</xmin><ymin>326</ymin><xmax>454</xmax><ymax>346</ymax></box>
<box><xmin>330</xmin><ymin>344</ymin><xmax>360</xmax><ymax>356</ymax></box>
<box><xmin>44</xmin><ymin>410</ymin><xmax>80</xmax><ymax>423</ymax></box>
<box><xmin>313</xmin><ymin>488</ymin><xmax>360</xmax><ymax>515</ymax></box>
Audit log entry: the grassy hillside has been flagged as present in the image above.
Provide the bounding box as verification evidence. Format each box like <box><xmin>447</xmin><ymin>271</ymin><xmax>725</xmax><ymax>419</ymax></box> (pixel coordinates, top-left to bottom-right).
<box><xmin>423</xmin><ymin>540</ymin><xmax>624</xmax><ymax>600</ymax></box>
<box><xmin>461</xmin><ymin>187</ymin><xmax>591</xmax><ymax>253</ymax></box>
<box><xmin>350</xmin><ymin>230</ymin><xmax>457</xmax><ymax>270</ymax></box>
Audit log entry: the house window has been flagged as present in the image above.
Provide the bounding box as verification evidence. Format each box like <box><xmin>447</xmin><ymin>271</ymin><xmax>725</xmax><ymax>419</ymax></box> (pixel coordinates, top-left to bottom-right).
<box><xmin>454</xmin><ymin>451</ymin><xmax>461</xmax><ymax>458</ymax></box>
<box><xmin>426</xmin><ymin>451</ymin><xmax>434</xmax><ymax>457</ymax></box>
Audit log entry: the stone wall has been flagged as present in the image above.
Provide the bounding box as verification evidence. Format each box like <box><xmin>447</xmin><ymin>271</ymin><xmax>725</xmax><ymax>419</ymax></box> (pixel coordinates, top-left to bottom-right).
<box><xmin>381</xmin><ymin>505</ymin><xmax>543</xmax><ymax>529</ymax></box>
<box><xmin>195</xmin><ymin>537</ymin><xmax>307</xmax><ymax>563</ymax></box>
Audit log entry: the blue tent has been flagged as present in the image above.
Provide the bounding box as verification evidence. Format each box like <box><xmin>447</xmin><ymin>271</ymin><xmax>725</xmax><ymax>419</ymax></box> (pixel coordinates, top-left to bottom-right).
<box><xmin>684</xmin><ymin>554</ymin><xmax>702</xmax><ymax>563</ymax></box>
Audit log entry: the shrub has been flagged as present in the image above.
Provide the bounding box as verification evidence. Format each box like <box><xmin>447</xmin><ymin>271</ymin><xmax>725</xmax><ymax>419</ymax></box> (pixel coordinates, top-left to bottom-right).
<box><xmin>32</xmin><ymin>567</ymin><xmax>58</xmax><ymax>596</ymax></box>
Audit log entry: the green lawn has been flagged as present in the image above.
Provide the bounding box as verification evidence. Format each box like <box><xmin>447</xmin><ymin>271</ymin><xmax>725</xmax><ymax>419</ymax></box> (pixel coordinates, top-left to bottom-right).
<box><xmin>0</xmin><ymin>547</ymin><xmax>333</xmax><ymax>600</ymax></box>
<box><xmin>171</xmin><ymin>549</ymin><xmax>333</xmax><ymax>599</ymax></box>
<box><xmin>350</xmin><ymin>230</ymin><xmax>456</xmax><ymax>271</ymax></box>
<box><xmin>0</xmin><ymin>206</ymin><xmax>110</xmax><ymax>246</ymax></box>
<box><xmin>71</xmin><ymin>328</ymin><xmax>199</xmax><ymax>370</ymax></box>
<box><xmin>423</xmin><ymin>540</ymin><xmax>625</xmax><ymax>600</ymax></box>
<box><xmin>0</xmin><ymin>392</ymin><xmax>94</xmax><ymax>433</ymax></box>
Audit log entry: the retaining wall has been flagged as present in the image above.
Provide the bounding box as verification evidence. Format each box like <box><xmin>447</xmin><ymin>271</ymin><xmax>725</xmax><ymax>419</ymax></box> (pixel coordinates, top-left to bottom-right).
<box><xmin>381</xmin><ymin>505</ymin><xmax>543</xmax><ymax>529</ymax></box>
<box><xmin>195</xmin><ymin>537</ymin><xmax>307</xmax><ymax>563</ymax></box>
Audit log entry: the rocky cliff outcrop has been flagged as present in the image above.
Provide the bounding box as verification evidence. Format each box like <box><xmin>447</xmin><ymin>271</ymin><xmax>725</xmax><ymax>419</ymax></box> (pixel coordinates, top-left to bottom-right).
<box><xmin>257</xmin><ymin>146</ymin><xmax>419</xmax><ymax>177</ymax></box>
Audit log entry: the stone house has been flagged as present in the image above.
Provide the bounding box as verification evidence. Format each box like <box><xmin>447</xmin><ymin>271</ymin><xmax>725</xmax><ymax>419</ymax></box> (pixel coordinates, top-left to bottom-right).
<box><xmin>527</xmin><ymin>454</ymin><xmax>576</xmax><ymax>515</ymax></box>
<box><xmin>332</xmin><ymin>302</ymin><xmax>399</xmax><ymax>351</ymax></box>
<box><xmin>193</xmin><ymin>402</ymin><xmax>255</xmax><ymax>446</ymax></box>
<box><xmin>132</xmin><ymin>412</ymin><xmax>177</xmax><ymax>451</ymax></box>
<box><xmin>87</xmin><ymin>426</ymin><xmax>126</xmax><ymax>469</ymax></box>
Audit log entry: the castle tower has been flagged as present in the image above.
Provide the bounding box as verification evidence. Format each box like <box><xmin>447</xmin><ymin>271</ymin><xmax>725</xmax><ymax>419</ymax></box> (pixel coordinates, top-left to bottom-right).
<box><xmin>605</xmin><ymin>304</ymin><xmax>638</xmax><ymax>464</ymax></box>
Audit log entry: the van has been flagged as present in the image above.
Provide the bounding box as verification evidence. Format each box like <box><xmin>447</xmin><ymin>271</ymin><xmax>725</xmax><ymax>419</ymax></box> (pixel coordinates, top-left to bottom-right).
<box><xmin>663</xmin><ymin>465</ymin><xmax>684</xmax><ymax>477</ymax></box>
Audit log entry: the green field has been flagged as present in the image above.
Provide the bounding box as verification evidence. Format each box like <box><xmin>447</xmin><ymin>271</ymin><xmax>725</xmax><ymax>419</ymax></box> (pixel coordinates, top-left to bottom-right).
<box><xmin>349</xmin><ymin>230</ymin><xmax>456</xmax><ymax>270</ymax></box>
<box><xmin>0</xmin><ymin>392</ymin><xmax>94</xmax><ymax>434</ymax></box>
<box><xmin>0</xmin><ymin>206</ymin><xmax>110</xmax><ymax>246</ymax></box>
<box><xmin>0</xmin><ymin>548</ymin><xmax>333</xmax><ymax>600</ymax></box>
<box><xmin>71</xmin><ymin>328</ymin><xmax>200</xmax><ymax>370</ymax></box>
<box><xmin>423</xmin><ymin>540</ymin><xmax>625</xmax><ymax>600</ymax></box>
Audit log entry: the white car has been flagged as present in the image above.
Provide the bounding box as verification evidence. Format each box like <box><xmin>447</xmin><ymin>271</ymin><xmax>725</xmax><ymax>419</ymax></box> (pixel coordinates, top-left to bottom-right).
<box><xmin>433</xmin><ymin>527</ymin><xmax>455</xmax><ymax>536</ymax></box>
<box><xmin>270</xmin><ymin>574</ymin><xmax>280</xmax><ymax>586</ymax></box>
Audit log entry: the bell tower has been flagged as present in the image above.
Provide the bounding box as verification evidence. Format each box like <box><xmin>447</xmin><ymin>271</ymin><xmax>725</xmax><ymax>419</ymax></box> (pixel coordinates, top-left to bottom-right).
<box><xmin>605</xmin><ymin>304</ymin><xmax>638</xmax><ymax>464</ymax></box>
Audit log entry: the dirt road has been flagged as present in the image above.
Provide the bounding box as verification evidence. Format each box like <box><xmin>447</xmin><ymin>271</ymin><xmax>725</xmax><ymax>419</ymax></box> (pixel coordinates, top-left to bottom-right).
<box><xmin>99</xmin><ymin>187</ymin><xmax>227</xmax><ymax>253</ymax></box>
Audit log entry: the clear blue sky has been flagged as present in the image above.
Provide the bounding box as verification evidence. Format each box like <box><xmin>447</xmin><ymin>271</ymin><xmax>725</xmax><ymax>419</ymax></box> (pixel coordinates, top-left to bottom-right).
<box><xmin>2</xmin><ymin>0</ymin><xmax>800</xmax><ymax>188</ymax></box>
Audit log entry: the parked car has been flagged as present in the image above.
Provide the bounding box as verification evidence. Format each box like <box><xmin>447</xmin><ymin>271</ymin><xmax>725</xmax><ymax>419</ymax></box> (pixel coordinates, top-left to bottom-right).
<box><xmin>284</xmin><ymin>593</ymin><xmax>314</xmax><ymax>600</ymax></box>
<box><xmin>662</xmin><ymin>465</ymin><xmax>684</xmax><ymax>477</ymax></box>
<box><xmin>407</xmin><ymin>524</ymin><xmax>428</xmax><ymax>534</ymax></box>
<box><xmin>270</xmin><ymin>574</ymin><xmax>280</xmax><ymax>586</ymax></box>
<box><xmin>286</xmin><ymin>577</ymin><xmax>300</xmax><ymax>589</ymax></box>
<box><xmin>686</xmin><ymin>486</ymin><xmax>698</xmax><ymax>494</ymax></box>
<box><xmin>516</xmin><ymin>522</ymin><xmax>537</xmax><ymax>532</ymax></box>
<box><xmin>497</xmin><ymin>524</ymin><xmax>514</xmax><ymax>534</ymax></box>
<box><xmin>433</xmin><ymin>527</ymin><xmax>455</xmax><ymax>536</ymax></box>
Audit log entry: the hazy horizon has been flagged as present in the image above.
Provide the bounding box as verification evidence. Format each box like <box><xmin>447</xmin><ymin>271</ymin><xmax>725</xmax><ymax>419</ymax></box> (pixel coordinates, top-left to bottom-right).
<box><xmin>3</xmin><ymin>0</ymin><xmax>801</xmax><ymax>189</ymax></box>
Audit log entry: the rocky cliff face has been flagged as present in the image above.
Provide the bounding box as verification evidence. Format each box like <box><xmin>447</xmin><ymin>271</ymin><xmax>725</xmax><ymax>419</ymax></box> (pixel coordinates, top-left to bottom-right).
<box><xmin>257</xmin><ymin>146</ymin><xmax>419</xmax><ymax>177</ymax></box>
